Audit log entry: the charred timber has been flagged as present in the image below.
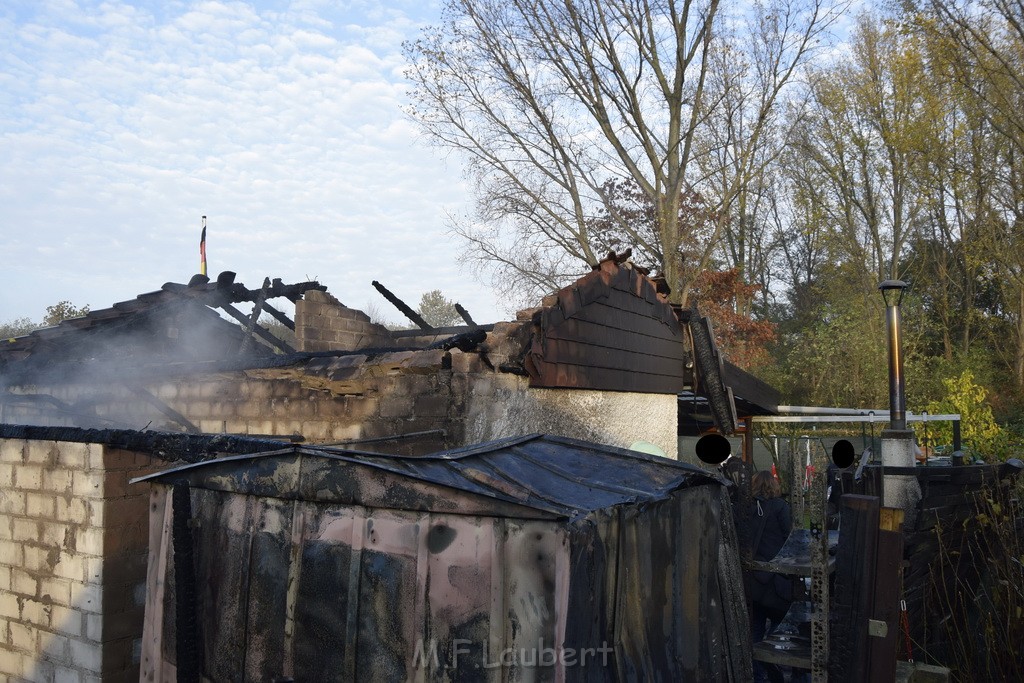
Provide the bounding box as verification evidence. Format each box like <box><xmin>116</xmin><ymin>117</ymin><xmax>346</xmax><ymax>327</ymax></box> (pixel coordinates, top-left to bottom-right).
<box><xmin>390</xmin><ymin>324</ymin><xmax>494</xmax><ymax>338</ymax></box>
<box><xmin>0</xmin><ymin>423</ymin><xmax>292</xmax><ymax>463</ymax></box>
<box><xmin>260</xmin><ymin>302</ymin><xmax>296</xmax><ymax>331</ymax></box>
<box><xmin>239</xmin><ymin>278</ymin><xmax>271</xmax><ymax>357</ymax></box>
<box><xmin>217</xmin><ymin>302</ymin><xmax>296</xmax><ymax>355</ymax></box>
<box><xmin>371</xmin><ymin>280</ymin><xmax>433</xmax><ymax>330</ymax></box>
<box><xmin>321</xmin><ymin>429</ymin><xmax>446</xmax><ymax>447</ymax></box>
<box><xmin>426</xmin><ymin>328</ymin><xmax>487</xmax><ymax>352</ymax></box>
<box><xmin>163</xmin><ymin>274</ymin><xmax>326</xmax><ymax>305</ymax></box>
<box><xmin>454</xmin><ymin>303</ymin><xmax>476</xmax><ymax>327</ymax></box>
<box><xmin>123</xmin><ymin>383</ymin><xmax>202</xmax><ymax>434</ymax></box>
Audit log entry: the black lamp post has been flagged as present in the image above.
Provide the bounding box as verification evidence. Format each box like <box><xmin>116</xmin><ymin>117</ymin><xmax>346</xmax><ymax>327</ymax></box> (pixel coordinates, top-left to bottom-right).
<box><xmin>879</xmin><ymin>280</ymin><xmax>908</xmax><ymax>431</ymax></box>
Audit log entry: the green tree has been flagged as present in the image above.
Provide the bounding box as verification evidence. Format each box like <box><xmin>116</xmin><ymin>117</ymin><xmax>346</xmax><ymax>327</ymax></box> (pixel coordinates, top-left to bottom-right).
<box><xmin>925</xmin><ymin>369</ymin><xmax>1006</xmax><ymax>459</ymax></box>
<box><xmin>0</xmin><ymin>317</ymin><xmax>38</xmax><ymax>340</ymax></box>
<box><xmin>764</xmin><ymin>264</ymin><xmax>890</xmax><ymax>408</ymax></box>
<box><xmin>920</xmin><ymin>0</ymin><xmax>1024</xmax><ymax>389</ymax></box>
<box><xmin>417</xmin><ymin>290</ymin><xmax>462</xmax><ymax>328</ymax></box>
<box><xmin>43</xmin><ymin>301</ymin><xmax>90</xmax><ymax>327</ymax></box>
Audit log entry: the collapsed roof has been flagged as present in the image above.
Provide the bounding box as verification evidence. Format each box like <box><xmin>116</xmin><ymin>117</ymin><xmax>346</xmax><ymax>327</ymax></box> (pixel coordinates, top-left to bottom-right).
<box><xmin>1</xmin><ymin>258</ymin><xmax>779</xmax><ymax>435</ymax></box>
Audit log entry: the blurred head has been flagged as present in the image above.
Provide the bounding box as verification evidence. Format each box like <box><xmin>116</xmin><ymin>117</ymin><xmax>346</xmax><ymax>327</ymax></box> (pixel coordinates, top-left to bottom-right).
<box><xmin>752</xmin><ymin>470</ymin><xmax>781</xmax><ymax>499</ymax></box>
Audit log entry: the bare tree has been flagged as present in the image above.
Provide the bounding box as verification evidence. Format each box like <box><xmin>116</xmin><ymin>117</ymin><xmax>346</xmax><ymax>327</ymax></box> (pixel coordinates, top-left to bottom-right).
<box><xmin>696</xmin><ymin>0</ymin><xmax>841</xmax><ymax>308</ymax></box>
<box><xmin>405</xmin><ymin>0</ymin><xmax>840</xmax><ymax>305</ymax></box>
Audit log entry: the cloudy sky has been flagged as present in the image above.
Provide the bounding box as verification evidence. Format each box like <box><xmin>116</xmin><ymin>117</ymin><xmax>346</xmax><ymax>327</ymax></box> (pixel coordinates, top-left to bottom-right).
<box><xmin>1</xmin><ymin>0</ymin><xmax>502</xmax><ymax>326</ymax></box>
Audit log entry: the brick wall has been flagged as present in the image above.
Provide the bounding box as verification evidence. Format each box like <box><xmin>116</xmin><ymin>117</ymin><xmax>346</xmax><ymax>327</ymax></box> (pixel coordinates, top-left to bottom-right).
<box><xmin>294</xmin><ymin>290</ymin><xmax>394</xmax><ymax>352</ymax></box>
<box><xmin>0</xmin><ymin>439</ymin><xmax>157</xmax><ymax>682</ymax></box>
<box><xmin>3</xmin><ymin>338</ymin><xmax>678</xmax><ymax>458</ymax></box>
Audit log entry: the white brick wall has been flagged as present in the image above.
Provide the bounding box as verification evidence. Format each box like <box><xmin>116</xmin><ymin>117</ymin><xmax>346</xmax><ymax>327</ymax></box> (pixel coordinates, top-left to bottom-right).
<box><xmin>0</xmin><ymin>439</ymin><xmax>157</xmax><ymax>682</ymax></box>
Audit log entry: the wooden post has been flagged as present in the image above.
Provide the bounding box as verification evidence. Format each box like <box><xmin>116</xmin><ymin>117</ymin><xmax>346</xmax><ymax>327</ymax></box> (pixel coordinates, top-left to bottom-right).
<box><xmin>868</xmin><ymin>507</ymin><xmax>905</xmax><ymax>682</ymax></box>
<box><xmin>830</xmin><ymin>495</ymin><xmax>906</xmax><ymax>682</ymax></box>
<box><xmin>829</xmin><ymin>494</ymin><xmax>880</xmax><ymax>683</ymax></box>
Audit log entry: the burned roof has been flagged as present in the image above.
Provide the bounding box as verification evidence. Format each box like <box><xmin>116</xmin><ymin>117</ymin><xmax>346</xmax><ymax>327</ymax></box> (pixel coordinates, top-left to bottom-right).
<box><xmin>0</xmin><ymin>272</ymin><xmax>326</xmax><ymax>384</ymax></box>
<box><xmin>133</xmin><ymin>433</ymin><xmax>725</xmax><ymax>519</ymax></box>
<box><xmin>1</xmin><ymin>257</ymin><xmax>780</xmax><ymax>438</ymax></box>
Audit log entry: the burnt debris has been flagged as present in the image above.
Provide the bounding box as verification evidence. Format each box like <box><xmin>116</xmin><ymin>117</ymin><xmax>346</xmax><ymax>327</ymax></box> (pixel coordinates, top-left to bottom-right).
<box><xmin>0</xmin><ymin>423</ymin><xmax>292</xmax><ymax>463</ymax></box>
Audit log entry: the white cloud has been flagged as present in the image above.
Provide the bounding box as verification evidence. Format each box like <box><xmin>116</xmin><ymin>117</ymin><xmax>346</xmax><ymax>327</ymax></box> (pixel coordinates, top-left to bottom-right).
<box><xmin>0</xmin><ymin>0</ymin><xmax>503</xmax><ymax>326</ymax></box>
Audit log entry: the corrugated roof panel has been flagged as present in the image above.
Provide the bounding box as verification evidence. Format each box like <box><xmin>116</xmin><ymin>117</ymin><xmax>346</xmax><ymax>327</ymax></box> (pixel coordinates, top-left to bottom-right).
<box><xmin>134</xmin><ymin>434</ymin><xmax>724</xmax><ymax>518</ymax></box>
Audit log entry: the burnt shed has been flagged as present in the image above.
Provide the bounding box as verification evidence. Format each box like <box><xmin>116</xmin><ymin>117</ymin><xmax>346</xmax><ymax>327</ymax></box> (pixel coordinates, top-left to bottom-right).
<box><xmin>135</xmin><ymin>433</ymin><xmax>749</xmax><ymax>682</ymax></box>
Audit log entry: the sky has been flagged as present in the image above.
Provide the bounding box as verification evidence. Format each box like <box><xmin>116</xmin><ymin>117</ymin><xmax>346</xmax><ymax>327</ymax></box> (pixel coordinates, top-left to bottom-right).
<box><xmin>0</xmin><ymin>0</ymin><xmax>502</xmax><ymax>327</ymax></box>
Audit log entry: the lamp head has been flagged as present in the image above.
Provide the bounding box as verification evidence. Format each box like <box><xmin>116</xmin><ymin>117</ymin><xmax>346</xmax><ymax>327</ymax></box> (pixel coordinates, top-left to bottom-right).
<box><xmin>878</xmin><ymin>279</ymin><xmax>908</xmax><ymax>307</ymax></box>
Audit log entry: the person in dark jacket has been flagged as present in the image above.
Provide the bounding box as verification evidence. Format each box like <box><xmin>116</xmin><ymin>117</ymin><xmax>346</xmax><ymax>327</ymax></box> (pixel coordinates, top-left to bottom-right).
<box><xmin>747</xmin><ymin>470</ymin><xmax>793</xmax><ymax>683</ymax></box>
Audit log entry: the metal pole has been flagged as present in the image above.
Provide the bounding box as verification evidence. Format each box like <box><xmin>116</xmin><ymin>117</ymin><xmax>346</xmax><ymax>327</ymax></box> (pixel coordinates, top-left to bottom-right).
<box><xmin>883</xmin><ymin>288</ymin><xmax>907</xmax><ymax>430</ymax></box>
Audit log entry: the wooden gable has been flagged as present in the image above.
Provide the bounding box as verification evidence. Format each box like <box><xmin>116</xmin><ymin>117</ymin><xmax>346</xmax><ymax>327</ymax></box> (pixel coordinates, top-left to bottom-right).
<box><xmin>524</xmin><ymin>260</ymin><xmax>686</xmax><ymax>393</ymax></box>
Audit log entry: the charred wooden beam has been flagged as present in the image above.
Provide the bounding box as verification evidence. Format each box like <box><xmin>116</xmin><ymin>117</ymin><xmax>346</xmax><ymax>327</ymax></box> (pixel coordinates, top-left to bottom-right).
<box><xmin>164</xmin><ymin>274</ymin><xmax>326</xmax><ymax>306</ymax></box>
<box><xmin>390</xmin><ymin>324</ymin><xmax>494</xmax><ymax>338</ymax></box>
<box><xmin>261</xmin><ymin>302</ymin><xmax>295</xmax><ymax>331</ymax></box>
<box><xmin>688</xmin><ymin>305</ymin><xmax>738</xmax><ymax>434</ymax></box>
<box><xmin>171</xmin><ymin>484</ymin><xmax>201</xmax><ymax>683</ymax></box>
<box><xmin>239</xmin><ymin>278</ymin><xmax>270</xmax><ymax>356</ymax></box>
<box><xmin>426</xmin><ymin>328</ymin><xmax>487</xmax><ymax>352</ymax></box>
<box><xmin>0</xmin><ymin>391</ymin><xmax>73</xmax><ymax>411</ymax></box>
<box><xmin>0</xmin><ymin>423</ymin><xmax>291</xmax><ymax>463</ymax></box>
<box><xmin>371</xmin><ymin>280</ymin><xmax>433</xmax><ymax>330</ymax></box>
<box><xmin>218</xmin><ymin>302</ymin><xmax>296</xmax><ymax>355</ymax></box>
<box><xmin>226</xmin><ymin>432</ymin><xmax>304</xmax><ymax>442</ymax></box>
<box><xmin>454</xmin><ymin>303</ymin><xmax>476</xmax><ymax>327</ymax></box>
<box><xmin>124</xmin><ymin>383</ymin><xmax>201</xmax><ymax>434</ymax></box>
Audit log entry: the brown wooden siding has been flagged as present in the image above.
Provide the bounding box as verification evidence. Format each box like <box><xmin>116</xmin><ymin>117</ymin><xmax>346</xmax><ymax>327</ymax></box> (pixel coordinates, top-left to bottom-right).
<box><xmin>526</xmin><ymin>262</ymin><xmax>685</xmax><ymax>393</ymax></box>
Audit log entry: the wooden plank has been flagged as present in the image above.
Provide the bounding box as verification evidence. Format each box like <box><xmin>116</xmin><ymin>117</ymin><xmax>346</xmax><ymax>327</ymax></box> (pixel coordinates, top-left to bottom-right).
<box><xmin>240</xmin><ymin>277</ymin><xmax>271</xmax><ymax>356</ymax></box>
<box><xmin>545</xmin><ymin>312</ymin><xmax>676</xmax><ymax>349</ymax></box>
<box><xmin>281</xmin><ymin>501</ymin><xmax>305</xmax><ymax>677</ymax></box>
<box><xmin>603</xmin><ymin>286</ymin><xmax>675</xmax><ymax>323</ymax></box>
<box><xmin>219</xmin><ymin>301</ymin><xmax>295</xmax><ymax>354</ymax></box>
<box><xmin>546</xmin><ymin>282</ymin><xmax>675</xmax><ymax>328</ymax></box>
<box><xmin>140</xmin><ymin>488</ymin><xmax>173</xmax><ymax>680</ymax></box>
<box><xmin>124</xmin><ymin>382</ymin><xmax>201</xmax><ymax>434</ymax></box>
<box><xmin>722</xmin><ymin>360</ymin><xmax>780</xmax><ymax>413</ymax></box>
<box><xmin>262</xmin><ymin>302</ymin><xmax>296</xmax><ymax>331</ymax></box>
<box><xmin>829</xmin><ymin>495</ymin><xmax>880</xmax><ymax>683</ymax></box>
<box><xmin>372</xmin><ymin>280</ymin><xmax>433</xmax><ymax>330</ymax></box>
<box><xmin>574</xmin><ymin>273</ymin><xmax>610</xmax><ymax>308</ymax></box>
<box><xmin>539</xmin><ymin>338</ymin><xmax>685</xmax><ymax>376</ymax></box>
<box><xmin>544</xmin><ymin>317</ymin><xmax>685</xmax><ymax>359</ymax></box>
<box><xmin>561</xmin><ymin>300</ymin><xmax>682</xmax><ymax>342</ymax></box>
<box><xmin>555</xmin><ymin>283</ymin><xmax>586</xmax><ymax>319</ymax></box>
<box><xmin>718</xmin><ymin>498</ymin><xmax>755</xmax><ymax>680</ymax></box>
<box><xmin>868</xmin><ymin>508</ymin><xmax>905</xmax><ymax>682</ymax></box>
<box><xmin>530</xmin><ymin>360</ymin><xmax>685</xmax><ymax>394</ymax></box>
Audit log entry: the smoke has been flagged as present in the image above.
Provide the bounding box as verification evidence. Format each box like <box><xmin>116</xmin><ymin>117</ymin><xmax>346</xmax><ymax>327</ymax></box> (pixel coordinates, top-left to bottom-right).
<box><xmin>0</xmin><ymin>295</ymin><xmax>281</xmax><ymax>432</ymax></box>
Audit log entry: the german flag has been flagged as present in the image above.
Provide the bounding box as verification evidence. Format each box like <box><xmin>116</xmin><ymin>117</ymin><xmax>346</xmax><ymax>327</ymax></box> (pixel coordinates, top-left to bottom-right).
<box><xmin>200</xmin><ymin>216</ymin><xmax>207</xmax><ymax>276</ymax></box>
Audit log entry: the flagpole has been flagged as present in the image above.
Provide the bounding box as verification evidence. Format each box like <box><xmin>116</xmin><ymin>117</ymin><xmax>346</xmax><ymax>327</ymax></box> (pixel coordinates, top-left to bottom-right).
<box><xmin>200</xmin><ymin>216</ymin><xmax>207</xmax><ymax>276</ymax></box>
